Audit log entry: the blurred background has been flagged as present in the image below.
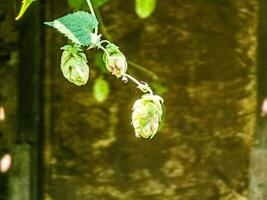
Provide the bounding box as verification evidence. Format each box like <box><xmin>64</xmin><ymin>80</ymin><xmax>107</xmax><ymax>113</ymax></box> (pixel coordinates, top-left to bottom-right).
<box><xmin>0</xmin><ymin>0</ymin><xmax>267</xmax><ymax>199</ymax></box>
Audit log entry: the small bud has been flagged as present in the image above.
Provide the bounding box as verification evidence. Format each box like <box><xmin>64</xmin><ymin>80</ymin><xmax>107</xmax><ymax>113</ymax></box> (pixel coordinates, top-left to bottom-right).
<box><xmin>132</xmin><ymin>94</ymin><xmax>163</xmax><ymax>139</ymax></box>
<box><xmin>103</xmin><ymin>43</ymin><xmax>127</xmax><ymax>78</ymax></box>
<box><xmin>89</xmin><ymin>33</ymin><xmax>101</xmax><ymax>48</ymax></box>
<box><xmin>60</xmin><ymin>45</ymin><xmax>89</xmax><ymax>86</ymax></box>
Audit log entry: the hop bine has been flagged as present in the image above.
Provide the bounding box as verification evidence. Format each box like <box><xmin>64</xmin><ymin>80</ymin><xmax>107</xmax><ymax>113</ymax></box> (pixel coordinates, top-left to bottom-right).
<box><xmin>44</xmin><ymin>0</ymin><xmax>166</xmax><ymax>140</ymax></box>
<box><xmin>132</xmin><ymin>94</ymin><xmax>164</xmax><ymax>139</ymax></box>
<box><xmin>60</xmin><ymin>45</ymin><xmax>89</xmax><ymax>86</ymax></box>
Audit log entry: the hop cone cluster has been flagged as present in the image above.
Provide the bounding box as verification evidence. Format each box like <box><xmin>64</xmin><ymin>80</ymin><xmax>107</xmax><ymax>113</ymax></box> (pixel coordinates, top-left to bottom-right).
<box><xmin>60</xmin><ymin>45</ymin><xmax>89</xmax><ymax>86</ymax></box>
<box><xmin>45</xmin><ymin>8</ymin><xmax>165</xmax><ymax>140</ymax></box>
<box><xmin>132</xmin><ymin>94</ymin><xmax>163</xmax><ymax>139</ymax></box>
<box><xmin>103</xmin><ymin>43</ymin><xmax>127</xmax><ymax>78</ymax></box>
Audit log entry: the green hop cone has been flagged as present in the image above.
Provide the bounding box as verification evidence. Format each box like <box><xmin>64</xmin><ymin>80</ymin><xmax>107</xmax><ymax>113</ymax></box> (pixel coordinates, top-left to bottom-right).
<box><xmin>103</xmin><ymin>43</ymin><xmax>127</xmax><ymax>78</ymax></box>
<box><xmin>60</xmin><ymin>44</ymin><xmax>89</xmax><ymax>86</ymax></box>
<box><xmin>132</xmin><ymin>94</ymin><xmax>163</xmax><ymax>139</ymax></box>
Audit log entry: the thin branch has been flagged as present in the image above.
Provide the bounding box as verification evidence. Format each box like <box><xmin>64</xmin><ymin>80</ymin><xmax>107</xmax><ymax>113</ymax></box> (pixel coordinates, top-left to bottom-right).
<box><xmin>95</xmin><ymin>8</ymin><xmax>113</xmax><ymax>41</ymax></box>
<box><xmin>95</xmin><ymin>8</ymin><xmax>159</xmax><ymax>81</ymax></box>
<box><xmin>123</xmin><ymin>74</ymin><xmax>153</xmax><ymax>95</ymax></box>
<box><xmin>128</xmin><ymin>60</ymin><xmax>159</xmax><ymax>80</ymax></box>
<box><xmin>86</xmin><ymin>0</ymin><xmax>98</xmax><ymax>34</ymax></box>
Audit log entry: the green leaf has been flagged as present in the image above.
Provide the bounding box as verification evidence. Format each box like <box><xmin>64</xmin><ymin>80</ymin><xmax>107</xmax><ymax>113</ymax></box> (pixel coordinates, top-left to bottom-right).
<box><xmin>135</xmin><ymin>0</ymin><xmax>156</xmax><ymax>19</ymax></box>
<box><xmin>16</xmin><ymin>0</ymin><xmax>35</xmax><ymax>20</ymax></box>
<box><xmin>60</xmin><ymin>44</ymin><xmax>89</xmax><ymax>86</ymax></box>
<box><xmin>91</xmin><ymin>0</ymin><xmax>110</xmax><ymax>8</ymax></box>
<box><xmin>67</xmin><ymin>0</ymin><xmax>85</xmax><ymax>9</ymax></box>
<box><xmin>45</xmin><ymin>11</ymin><xmax>99</xmax><ymax>46</ymax></box>
<box><xmin>93</xmin><ymin>77</ymin><xmax>110</xmax><ymax>103</ymax></box>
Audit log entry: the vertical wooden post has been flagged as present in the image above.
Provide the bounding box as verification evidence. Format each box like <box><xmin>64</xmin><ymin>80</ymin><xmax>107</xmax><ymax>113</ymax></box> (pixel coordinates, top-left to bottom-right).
<box><xmin>250</xmin><ymin>149</ymin><xmax>267</xmax><ymax>199</ymax></box>
<box><xmin>9</xmin><ymin>145</ymin><xmax>31</xmax><ymax>200</ymax></box>
<box><xmin>250</xmin><ymin>0</ymin><xmax>267</xmax><ymax>199</ymax></box>
<box><xmin>8</xmin><ymin>0</ymin><xmax>43</xmax><ymax>200</ymax></box>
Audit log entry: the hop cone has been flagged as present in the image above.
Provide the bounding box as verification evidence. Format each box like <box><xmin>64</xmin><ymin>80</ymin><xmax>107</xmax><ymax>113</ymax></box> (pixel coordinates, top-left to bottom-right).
<box><xmin>60</xmin><ymin>44</ymin><xmax>89</xmax><ymax>86</ymax></box>
<box><xmin>132</xmin><ymin>94</ymin><xmax>163</xmax><ymax>139</ymax></box>
<box><xmin>103</xmin><ymin>43</ymin><xmax>127</xmax><ymax>78</ymax></box>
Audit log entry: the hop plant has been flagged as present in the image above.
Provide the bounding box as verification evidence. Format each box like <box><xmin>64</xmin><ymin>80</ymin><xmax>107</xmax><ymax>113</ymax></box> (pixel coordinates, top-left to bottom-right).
<box><xmin>103</xmin><ymin>43</ymin><xmax>127</xmax><ymax>78</ymax></box>
<box><xmin>132</xmin><ymin>94</ymin><xmax>163</xmax><ymax>139</ymax></box>
<box><xmin>44</xmin><ymin>0</ymin><xmax>165</xmax><ymax>139</ymax></box>
<box><xmin>60</xmin><ymin>45</ymin><xmax>89</xmax><ymax>86</ymax></box>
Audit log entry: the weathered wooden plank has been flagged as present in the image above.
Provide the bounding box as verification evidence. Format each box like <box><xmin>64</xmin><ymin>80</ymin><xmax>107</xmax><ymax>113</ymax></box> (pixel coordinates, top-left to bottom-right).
<box><xmin>249</xmin><ymin>149</ymin><xmax>267</xmax><ymax>200</ymax></box>
<box><xmin>13</xmin><ymin>0</ymin><xmax>43</xmax><ymax>199</ymax></box>
<box><xmin>9</xmin><ymin>145</ymin><xmax>31</xmax><ymax>200</ymax></box>
<box><xmin>250</xmin><ymin>0</ymin><xmax>267</xmax><ymax>199</ymax></box>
